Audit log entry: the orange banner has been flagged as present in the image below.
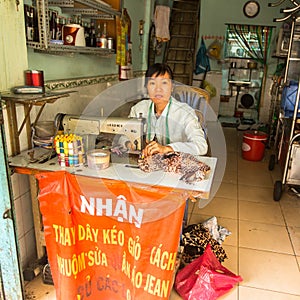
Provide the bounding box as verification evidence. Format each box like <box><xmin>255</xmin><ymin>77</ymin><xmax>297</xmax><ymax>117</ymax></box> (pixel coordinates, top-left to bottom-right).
<box><xmin>36</xmin><ymin>171</ymin><xmax>187</xmax><ymax>300</ymax></box>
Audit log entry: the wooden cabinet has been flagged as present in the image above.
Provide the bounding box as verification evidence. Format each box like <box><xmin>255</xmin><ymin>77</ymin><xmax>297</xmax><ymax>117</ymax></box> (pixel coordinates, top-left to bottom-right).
<box><xmin>25</xmin><ymin>0</ymin><xmax>120</xmax><ymax>56</ymax></box>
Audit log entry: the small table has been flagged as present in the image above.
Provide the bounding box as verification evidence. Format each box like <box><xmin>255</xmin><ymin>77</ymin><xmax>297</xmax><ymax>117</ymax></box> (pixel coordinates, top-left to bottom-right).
<box><xmin>9</xmin><ymin>148</ymin><xmax>217</xmax><ymax>258</ymax></box>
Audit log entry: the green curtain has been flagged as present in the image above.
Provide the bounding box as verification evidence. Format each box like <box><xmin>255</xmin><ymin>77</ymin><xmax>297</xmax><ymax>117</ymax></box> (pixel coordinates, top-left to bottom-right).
<box><xmin>228</xmin><ymin>24</ymin><xmax>273</xmax><ymax>65</ymax></box>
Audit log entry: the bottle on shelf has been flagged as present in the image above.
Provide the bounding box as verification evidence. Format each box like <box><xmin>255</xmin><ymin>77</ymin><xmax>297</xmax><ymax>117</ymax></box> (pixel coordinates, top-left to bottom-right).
<box><xmin>32</xmin><ymin>6</ymin><xmax>39</xmax><ymax>42</ymax></box>
<box><xmin>49</xmin><ymin>10</ymin><xmax>57</xmax><ymax>41</ymax></box>
<box><xmin>100</xmin><ymin>22</ymin><xmax>108</xmax><ymax>48</ymax></box>
<box><xmin>89</xmin><ymin>22</ymin><xmax>96</xmax><ymax>47</ymax></box>
<box><xmin>24</xmin><ymin>5</ymin><xmax>34</xmax><ymax>41</ymax></box>
<box><xmin>96</xmin><ymin>24</ymin><xmax>101</xmax><ymax>47</ymax></box>
<box><xmin>77</xmin><ymin>15</ymin><xmax>82</xmax><ymax>26</ymax></box>
<box><xmin>84</xmin><ymin>22</ymin><xmax>91</xmax><ymax>47</ymax></box>
<box><xmin>55</xmin><ymin>17</ymin><xmax>63</xmax><ymax>41</ymax></box>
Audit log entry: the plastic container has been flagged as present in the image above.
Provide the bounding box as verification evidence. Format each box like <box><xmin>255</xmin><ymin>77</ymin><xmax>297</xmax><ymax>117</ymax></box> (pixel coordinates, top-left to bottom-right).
<box><xmin>242</xmin><ymin>131</ymin><xmax>268</xmax><ymax>161</ymax></box>
<box><xmin>87</xmin><ymin>150</ymin><xmax>110</xmax><ymax>170</ymax></box>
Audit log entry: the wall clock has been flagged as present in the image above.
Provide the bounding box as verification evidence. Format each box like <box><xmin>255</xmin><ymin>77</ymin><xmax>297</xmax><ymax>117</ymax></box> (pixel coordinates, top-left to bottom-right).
<box><xmin>243</xmin><ymin>1</ymin><xmax>260</xmax><ymax>18</ymax></box>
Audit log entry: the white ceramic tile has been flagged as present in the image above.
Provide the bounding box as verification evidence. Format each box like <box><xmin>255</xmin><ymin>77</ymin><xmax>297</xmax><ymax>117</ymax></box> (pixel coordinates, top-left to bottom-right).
<box><xmin>239</xmin><ymin>220</ymin><xmax>294</xmax><ymax>254</ymax></box>
<box><xmin>281</xmin><ymin>203</ymin><xmax>300</xmax><ymax>227</ymax></box>
<box><xmin>237</xmin><ymin>156</ymin><xmax>270</xmax><ymax>170</ymax></box>
<box><xmin>25</xmin><ymin>230</ymin><xmax>37</xmax><ymax>264</ymax></box>
<box><xmin>237</xmin><ymin>168</ymin><xmax>274</xmax><ymax>187</ymax></box>
<box><xmin>239</xmin><ymin>248</ymin><xmax>300</xmax><ymax>295</ymax></box>
<box><xmin>10</xmin><ymin>173</ymin><xmax>20</xmax><ymax>199</ymax></box>
<box><xmin>222</xmin><ymin>169</ymin><xmax>238</xmax><ymax>184</ymax></box>
<box><xmin>226</xmin><ymin>153</ymin><xmax>238</xmax><ymax>171</ymax></box>
<box><xmin>187</xmin><ymin>211</ymin><xmax>206</xmax><ymax>225</ymax></box>
<box><xmin>18</xmin><ymin>173</ymin><xmax>30</xmax><ymax>196</ymax></box>
<box><xmin>239</xmin><ymin>286</ymin><xmax>300</xmax><ymax>300</ymax></box>
<box><xmin>194</xmin><ymin>197</ymin><xmax>238</xmax><ymax>220</ymax></box>
<box><xmin>14</xmin><ymin>197</ymin><xmax>24</xmax><ymax>238</ymax></box>
<box><xmin>215</xmin><ymin>182</ymin><xmax>238</xmax><ymax>200</ymax></box>
<box><xmin>218</xmin><ymin>217</ymin><xmax>238</xmax><ymax>247</ymax></box>
<box><xmin>238</xmin><ymin>184</ymin><xmax>276</xmax><ymax>204</ymax></box>
<box><xmin>222</xmin><ymin>244</ymin><xmax>239</xmax><ymax>274</ymax></box>
<box><xmin>279</xmin><ymin>191</ymin><xmax>300</xmax><ymax>207</ymax></box>
<box><xmin>18</xmin><ymin>236</ymin><xmax>27</xmax><ymax>270</ymax></box>
<box><xmin>226</xmin><ymin>143</ymin><xmax>239</xmax><ymax>154</ymax></box>
<box><xmin>21</xmin><ymin>192</ymin><xmax>34</xmax><ymax>234</ymax></box>
<box><xmin>205</xmin><ymin>179</ymin><xmax>224</xmax><ymax>203</ymax></box>
<box><xmin>239</xmin><ymin>200</ymin><xmax>285</xmax><ymax>225</ymax></box>
<box><xmin>288</xmin><ymin>226</ymin><xmax>300</xmax><ymax>256</ymax></box>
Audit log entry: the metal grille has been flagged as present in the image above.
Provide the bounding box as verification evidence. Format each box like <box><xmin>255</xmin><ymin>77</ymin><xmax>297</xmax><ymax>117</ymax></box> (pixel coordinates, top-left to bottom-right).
<box><xmin>48</xmin><ymin>0</ymin><xmax>74</xmax><ymax>6</ymax></box>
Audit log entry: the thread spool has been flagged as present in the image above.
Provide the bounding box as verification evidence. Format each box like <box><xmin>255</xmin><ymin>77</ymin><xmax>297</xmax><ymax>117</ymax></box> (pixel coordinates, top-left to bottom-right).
<box><xmin>25</xmin><ymin>70</ymin><xmax>44</xmax><ymax>90</ymax></box>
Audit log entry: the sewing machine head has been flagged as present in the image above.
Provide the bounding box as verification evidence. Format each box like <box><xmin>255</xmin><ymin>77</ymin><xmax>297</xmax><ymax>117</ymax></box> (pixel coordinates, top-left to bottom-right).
<box><xmin>55</xmin><ymin>113</ymin><xmax>146</xmax><ymax>152</ymax></box>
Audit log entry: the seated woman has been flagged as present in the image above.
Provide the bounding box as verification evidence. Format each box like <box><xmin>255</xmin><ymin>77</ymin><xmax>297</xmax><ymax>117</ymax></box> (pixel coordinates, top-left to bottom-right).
<box><xmin>129</xmin><ymin>63</ymin><xmax>208</xmax><ymax>157</ymax></box>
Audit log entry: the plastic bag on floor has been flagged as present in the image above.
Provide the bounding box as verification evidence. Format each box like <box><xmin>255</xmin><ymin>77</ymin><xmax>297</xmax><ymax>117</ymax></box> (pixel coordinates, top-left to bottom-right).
<box><xmin>202</xmin><ymin>216</ymin><xmax>231</xmax><ymax>244</ymax></box>
<box><xmin>175</xmin><ymin>244</ymin><xmax>242</xmax><ymax>300</ymax></box>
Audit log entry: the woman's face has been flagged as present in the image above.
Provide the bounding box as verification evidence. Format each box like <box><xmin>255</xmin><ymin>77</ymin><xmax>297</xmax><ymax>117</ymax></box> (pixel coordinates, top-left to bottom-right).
<box><xmin>147</xmin><ymin>72</ymin><xmax>173</xmax><ymax>104</ymax></box>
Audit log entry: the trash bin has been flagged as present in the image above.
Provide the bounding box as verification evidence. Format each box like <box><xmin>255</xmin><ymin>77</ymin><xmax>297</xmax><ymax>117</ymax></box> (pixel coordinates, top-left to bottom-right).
<box><xmin>242</xmin><ymin>131</ymin><xmax>268</xmax><ymax>161</ymax></box>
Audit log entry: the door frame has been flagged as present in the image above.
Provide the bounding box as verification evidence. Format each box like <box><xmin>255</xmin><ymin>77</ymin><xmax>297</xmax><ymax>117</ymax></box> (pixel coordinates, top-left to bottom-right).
<box><xmin>0</xmin><ymin>104</ymin><xmax>24</xmax><ymax>299</ymax></box>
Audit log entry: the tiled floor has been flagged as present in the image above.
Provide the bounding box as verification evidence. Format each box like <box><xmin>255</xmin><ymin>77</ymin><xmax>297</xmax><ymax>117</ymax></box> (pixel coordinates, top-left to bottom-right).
<box><xmin>170</xmin><ymin>128</ymin><xmax>300</xmax><ymax>300</ymax></box>
<box><xmin>25</xmin><ymin>128</ymin><xmax>300</xmax><ymax>299</ymax></box>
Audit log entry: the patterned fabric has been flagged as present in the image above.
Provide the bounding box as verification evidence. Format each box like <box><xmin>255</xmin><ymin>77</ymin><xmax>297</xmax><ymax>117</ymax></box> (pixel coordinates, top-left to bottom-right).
<box><xmin>138</xmin><ymin>152</ymin><xmax>211</xmax><ymax>184</ymax></box>
<box><xmin>180</xmin><ymin>223</ymin><xmax>228</xmax><ymax>265</ymax></box>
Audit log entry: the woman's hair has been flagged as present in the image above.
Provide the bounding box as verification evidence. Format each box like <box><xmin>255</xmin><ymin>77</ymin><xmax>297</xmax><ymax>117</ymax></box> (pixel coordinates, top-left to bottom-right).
<box><xmin>145</xmin><ymin>63</ymin><xmax>174</xmax><ymax>82</ymax></box>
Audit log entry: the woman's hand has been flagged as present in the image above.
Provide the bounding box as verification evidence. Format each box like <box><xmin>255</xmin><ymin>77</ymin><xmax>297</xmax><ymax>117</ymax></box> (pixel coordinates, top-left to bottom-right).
<box><xmin>142</xmin><ymin>141</ymin><xmax>173</xmax><ymax>157</ymax></box>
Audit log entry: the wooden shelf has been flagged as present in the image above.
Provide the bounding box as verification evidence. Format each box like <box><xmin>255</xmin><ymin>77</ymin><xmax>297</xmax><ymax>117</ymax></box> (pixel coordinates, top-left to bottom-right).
<box><xmin>26</xmin><ymin>0</ymin><xmax>120</xmax><ymax>56</ymax></box>
<box><xmin>1</xmin><ymin>91</ymin><xmax>73</xmax><ymax>156</ymax></box>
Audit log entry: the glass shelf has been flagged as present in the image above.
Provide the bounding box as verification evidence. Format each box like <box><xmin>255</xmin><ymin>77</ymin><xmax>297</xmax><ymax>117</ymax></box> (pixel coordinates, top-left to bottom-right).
<box><xmin>26</xmin><ymin>0</ymin><xmax>120</xmax><ymax>56</ymax></box>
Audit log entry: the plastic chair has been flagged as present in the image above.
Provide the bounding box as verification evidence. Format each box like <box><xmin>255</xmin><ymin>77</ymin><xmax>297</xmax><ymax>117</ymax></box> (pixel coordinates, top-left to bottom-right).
<box><xmin>172</xmin><ymin>85</ymin><xmax>210</xmax><ymax>138</ymax></box>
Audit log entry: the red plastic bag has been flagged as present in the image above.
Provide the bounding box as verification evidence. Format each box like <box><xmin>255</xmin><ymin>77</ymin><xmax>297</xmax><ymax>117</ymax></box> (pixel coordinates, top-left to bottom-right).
<box><xmin>175</xmin><ymin>244</ymin><xmax>242</xmax><ymax>300</ymax></box>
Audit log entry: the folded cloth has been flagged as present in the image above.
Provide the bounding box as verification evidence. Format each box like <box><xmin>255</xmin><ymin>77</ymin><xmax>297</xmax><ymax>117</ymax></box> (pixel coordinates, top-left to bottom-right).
<box><xmin>154</xmin><ymin>5</ymin><xmax>170</xmax><ymax>42</ymax></box>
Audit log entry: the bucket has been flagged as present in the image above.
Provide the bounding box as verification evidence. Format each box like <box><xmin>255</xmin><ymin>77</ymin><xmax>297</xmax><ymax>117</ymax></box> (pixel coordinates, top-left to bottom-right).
<box><xmin>242</xmin><ymin>130</ymin><xmax>268</xmax><ymax>161</ymax></box>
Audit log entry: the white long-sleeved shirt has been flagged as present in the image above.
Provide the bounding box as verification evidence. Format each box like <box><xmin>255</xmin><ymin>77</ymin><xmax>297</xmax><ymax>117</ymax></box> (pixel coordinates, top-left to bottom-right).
<box><xmin>129</xmin><ymin>97</ymin><xmax>208</xmax><ymax>155</ymax></box>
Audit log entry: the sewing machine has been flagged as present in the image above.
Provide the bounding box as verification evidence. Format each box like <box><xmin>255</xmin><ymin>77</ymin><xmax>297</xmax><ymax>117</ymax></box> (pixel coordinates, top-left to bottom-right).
<box><xmin>55</xmin><ymin>113</ymin><xmax>146</xmax><ymax>152</ymax></box>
